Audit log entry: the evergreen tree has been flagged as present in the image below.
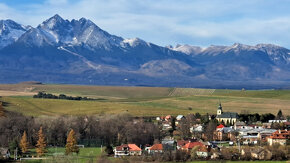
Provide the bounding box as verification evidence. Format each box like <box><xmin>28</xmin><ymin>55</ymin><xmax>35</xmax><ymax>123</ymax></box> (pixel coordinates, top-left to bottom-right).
<box><xmin>36</xmin><ymin>127</ymin><xmax>47</xmax><ymax>157</ymax></box>
<box><xmin>9</xmin><ymin>139</ymin><xmax>21</xmax><ymax>156</ymax></box>
<box><xmin>20</xmin><ymin>131</ymin><xmax>29</xmax><ymax>154</ymax></box>
<box><xmin>276</xmin><ymin>109</ymin><xmax>284</xmax><ymax>120</ymax></box>
<box><xmin>65</xmin><ymin>129</ymin><xmax>79</xmax><ymax>155</ymax></box>
<box><xmin>0</xmin><ymin>102</ymin><xmax>5</xmax><ymax>117</ymax></box>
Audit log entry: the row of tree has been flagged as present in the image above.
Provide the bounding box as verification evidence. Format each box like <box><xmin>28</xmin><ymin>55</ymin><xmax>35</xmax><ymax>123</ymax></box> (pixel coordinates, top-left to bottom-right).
<box><xmin>0</xmin><ymin>111</ymin><xmax>161</xmax><ymax>156</ymax></box>
<box><xmin>19</xmin><ymin>127</ymin><xmax>79</xmax><ymax>157</ymax></box>
<box><xmin>33</xmin><ymin>92</ymin><xmax>97</xmax><ymax>101</ymax></box>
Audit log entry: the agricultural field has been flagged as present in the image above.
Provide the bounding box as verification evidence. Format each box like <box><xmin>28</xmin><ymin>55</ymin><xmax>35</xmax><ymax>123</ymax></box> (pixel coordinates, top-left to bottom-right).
<box><xmin>0</xmin><ymin>84</ymin><xmax>290</xmax><ymax>116</ymax></box>
<box><xmin>0</xmin><ymin>84</ymin><xmax>172</xmax><ymax>99</ymax></box>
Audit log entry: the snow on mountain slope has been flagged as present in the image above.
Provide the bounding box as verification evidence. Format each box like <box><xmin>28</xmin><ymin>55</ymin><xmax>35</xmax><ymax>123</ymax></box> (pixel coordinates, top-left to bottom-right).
<box><xmin>32</xmin><ymin>14</ymin><xmax>124</xmax><ymax>50</ymax></box>
<box><xmin>172</xmin><ymin>43</ymin><xmax>290</xmax><ymax>64</ymax></box>
<box><xmin>122</xmin><ymin>38</ymin><xmax>150</xmax><ymax>47</ymax></box>
<box><xmin>1</xmin><ymin>15</ymin><xmax>290</xmax><ymax>88</ymax></box>
<box><xmin>0</xmin><ymin>19</ymin><xmax>28</xmax><ymax>49</ymax></box>
<box><xmin>170</xmin><ymin>44</ymin><xmax>205</xmax><ymax>55</ymax></box>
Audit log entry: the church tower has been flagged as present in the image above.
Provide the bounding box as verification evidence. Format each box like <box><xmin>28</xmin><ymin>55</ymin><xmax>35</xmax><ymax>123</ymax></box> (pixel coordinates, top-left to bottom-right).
<box><xmin>217</xmin><ymin>103</ymin><xmax>223</xmax><ymax>115</ymax></box>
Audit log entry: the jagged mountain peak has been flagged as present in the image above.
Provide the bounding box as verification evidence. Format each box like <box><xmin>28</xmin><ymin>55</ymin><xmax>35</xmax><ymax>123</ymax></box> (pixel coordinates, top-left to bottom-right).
<box><xmin>18</xmin><ymin>15</ymin><xmax>123</xmax><ymax>48</ymax></box>
<box><xmin>0</xmin><ymin>19</ymin><xmax>28</xmax><ymax>49</ymax></box>
<box><xmin>1</xmin><ymin>15</ymin><xmax>290</xmax><ymax>88</ymax></box>
<box><xmin>0</xmin><ymin>19</ymin><xmax>27</xmax><ymax>34</ymax></box>
<box><xmin>40</xmin><ymin>14</ymin><xmax>67</xmax><ymax>29</ymax></box>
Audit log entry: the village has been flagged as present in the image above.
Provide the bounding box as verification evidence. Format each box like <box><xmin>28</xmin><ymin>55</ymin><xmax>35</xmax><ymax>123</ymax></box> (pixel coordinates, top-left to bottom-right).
<box><xmin>0</xmin><ymin>103</ymin><xmax>289</xmax><ymax>162</ymax></box>
<box><xmin>112</xmin><ymin>103</ymin><xmax>289</xmax><ymax>161</ymax></box>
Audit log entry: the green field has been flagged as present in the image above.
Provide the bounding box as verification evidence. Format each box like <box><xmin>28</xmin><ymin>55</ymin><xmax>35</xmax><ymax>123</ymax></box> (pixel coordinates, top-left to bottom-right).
<box><xmin>20</xmin><ymin>147</ymin><xmax>102</xmax><ymax>163</ymax></box>
<box><xmin>185</xmin><ymin>160</ymin><xmax>288</xmax><ymax>163</ymax></box>
<box><xmin>0</xmin><ymin>84</ymin><xmax>290</xmax><ymax>116</ymax></box>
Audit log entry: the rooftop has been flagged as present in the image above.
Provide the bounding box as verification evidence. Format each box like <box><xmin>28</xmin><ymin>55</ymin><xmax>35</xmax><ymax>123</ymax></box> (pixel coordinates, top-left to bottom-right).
<box><xmin>216</xmin><ymin>112</ymin><xmax>238</xmax><ymax>119</ymax></box>
<box><xmin>149</xmin><ymin>144</ymin><xmax>163</xmax><ymax>150</ymax></box>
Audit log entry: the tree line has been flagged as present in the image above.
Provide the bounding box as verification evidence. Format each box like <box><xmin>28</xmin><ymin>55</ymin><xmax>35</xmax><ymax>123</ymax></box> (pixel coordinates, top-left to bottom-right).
<box><xmin>0</xmin><ymin>111</ymin><xmax>160</xmax><ymax>157</ymax></box>
<box><xmin>33</xmin><ymin>92</ymin><xmax>101</xmax><ymax>101</ymax></box>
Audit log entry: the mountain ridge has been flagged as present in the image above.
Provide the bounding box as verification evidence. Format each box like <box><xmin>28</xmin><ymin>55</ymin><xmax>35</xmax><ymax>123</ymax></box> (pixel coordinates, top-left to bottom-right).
<box><xmin>0</xmin><ymin>14</ymin><xmax>290</xmax><ymax>89</ymax></box>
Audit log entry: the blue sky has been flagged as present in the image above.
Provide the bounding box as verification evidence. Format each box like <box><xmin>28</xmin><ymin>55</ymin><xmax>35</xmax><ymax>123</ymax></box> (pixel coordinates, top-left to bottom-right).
<box><xmin>0</xmin><ymin>0</ymin><xmax>290</xmax><ymax>48</ymax></box>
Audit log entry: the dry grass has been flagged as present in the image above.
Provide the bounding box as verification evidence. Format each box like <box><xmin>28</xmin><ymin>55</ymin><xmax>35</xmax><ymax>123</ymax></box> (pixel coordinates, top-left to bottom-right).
<box><xmin>0</xmin><ymin>84</ymin><xmax>172</xmax><ymax>99</ymax></box>
<box><xmin>0</xmin><ymin>90</ymin><xmax>36</xmax><ymax>96</ymax></box>
<box><xmin>0</xmin><ymin>84</ymin><xmax>289</xmax><ymax>116</ymax></box>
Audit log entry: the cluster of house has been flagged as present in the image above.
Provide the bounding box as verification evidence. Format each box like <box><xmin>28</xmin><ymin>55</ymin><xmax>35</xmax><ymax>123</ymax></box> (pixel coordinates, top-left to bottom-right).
<box><xmin>113</xmin><ymin>128</ymin><xmax>289</xmax><ymax>158</ymax></box>
<box><xmin>113</xmin><ymin>104</ymin><xmax>289</xmax><ymax>159</ymax></box>
<box><xmin>114</xmin><ymin>138</ymin><xmax>211</xmax><ymax>158</ymax></box>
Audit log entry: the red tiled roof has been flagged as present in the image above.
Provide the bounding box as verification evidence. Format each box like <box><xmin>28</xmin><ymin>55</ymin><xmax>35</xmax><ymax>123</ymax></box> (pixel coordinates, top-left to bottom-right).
<box><xmin>177</xmin><ymin>140</ymin><xmax>190</xmax><ymax>147</ymax></box>
<box><xmin>128</xmin><ymin>144</ymin><xmax>141</xmax><ymax>151</ymax></box>
<box><xmin>149</xmin><ymin>144</ymin><xmax>163</xmax><ymax>150</ymax></box>
<box><xmin>116</xmin><ymin>144</ymin><xmax>141</xmax><ymax>151</ymax></box>
<box><xmin>165</xmin><ymin>115</ymin><xmax>172</xmax><ymax>120</ymax></box>
<box><xmin>268</xmin><ymin>130</ymin><xmax>290</xmax><ymax>139</ymax></box>
<box><xmin>182</xmin><ymin>142</ymin><xmax>204</xmax><ymax>149</ymax></box>
<box><xmin>217</xmin><ymin>124</ymin><xmax>225</xmax><ymax>129</ymax></box>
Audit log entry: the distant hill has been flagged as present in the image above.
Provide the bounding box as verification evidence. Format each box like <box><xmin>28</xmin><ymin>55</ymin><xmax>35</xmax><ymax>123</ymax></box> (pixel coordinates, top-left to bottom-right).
<box><xmin>1</xmin><ymin>15</ymin><xmax>290</xmax><ymax>89</ymax></box>
<box><xmin>18</xmin><ymin>81</ymin><xmax>43</xmax><ymax>85</ymax></box>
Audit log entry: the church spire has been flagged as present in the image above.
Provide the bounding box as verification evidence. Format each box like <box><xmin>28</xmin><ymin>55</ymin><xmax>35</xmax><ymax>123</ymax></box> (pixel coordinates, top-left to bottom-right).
<box><xmin>217</xmin><ymin>101</ymin><xmax>223</xmax><ymax>115</ymax></box>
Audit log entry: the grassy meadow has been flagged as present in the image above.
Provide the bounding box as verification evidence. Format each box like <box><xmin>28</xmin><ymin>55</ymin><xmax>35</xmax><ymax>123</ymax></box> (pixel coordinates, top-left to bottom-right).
<box><xmin>0</xmin><ymin>84</ymin><xmax>290</xmax><ymax>116</ymax></box>
<box><xmin>20</xmin><ymin>147</ymin><xmax>102</xmax><ymax>163</ymax></box>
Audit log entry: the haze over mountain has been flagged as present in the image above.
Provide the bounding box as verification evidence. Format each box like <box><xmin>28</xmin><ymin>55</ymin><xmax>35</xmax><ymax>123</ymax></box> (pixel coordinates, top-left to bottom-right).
<box><xmin>0</xmin><ymin>15</ymin><xmax>290</xmax><ymax>89</ymax></box>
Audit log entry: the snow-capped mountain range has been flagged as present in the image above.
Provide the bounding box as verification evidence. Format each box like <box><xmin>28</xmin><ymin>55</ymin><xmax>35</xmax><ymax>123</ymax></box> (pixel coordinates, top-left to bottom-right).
<box><xmin>0</xmin><ymin>14</ymin><xmax>290</xmax><ymax>89</ymax></box>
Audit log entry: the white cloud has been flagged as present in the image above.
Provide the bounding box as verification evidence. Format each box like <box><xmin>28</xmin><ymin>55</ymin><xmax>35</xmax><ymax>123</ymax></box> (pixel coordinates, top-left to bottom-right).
<box><xmin>0</xmin><ymin>0</ymin><xmax>290</xmax><ymax>48</ymax></box>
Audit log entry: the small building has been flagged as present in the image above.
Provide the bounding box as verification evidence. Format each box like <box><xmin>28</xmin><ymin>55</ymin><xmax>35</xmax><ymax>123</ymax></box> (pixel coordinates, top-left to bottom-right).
<box><xmin>250</xmin><ymin>148</ymin><xmax>271</xmax><ymax>160</ymax></box>
<box><xmin>181</xmin><ymin>141</ymin><xmax>204</xmax><ymax>151</ymax></box>
<box><xmin>214</xmin><ymin>126</ymin><xmax>235</xmax><ymax>141</ymax></box>
<box><xmin>0</xmin><ymin>148</ymin><xmax>10</xmax><ymax>160</ymax></box>
<box><xmin>114</xmin><ymin>144</ymin><xmax>142</xmax><ymax>157</ymax></box>
<box><xmin>235</xmin><ymin>121</ymin><xmax>246</xmax><ymax>129</ymax></box>
<box><xmin>175</xmin><ymin>115</ymin><xmax>186</xmax><ymax>126</ymax></box>
<box><xmin>216</xmin><ymin>103</ymin><xmax>238</xmax><ymax>125</ymax></box>
<box><xmin>176</xmin><ymin>115</ymin><xmax>185</xmax><ymax>121</ymax></box>
<box><xmin>241</xmin><ymin>147</ymin><xmax>272</xmax><ymax>160</ymax></box>
<box><xmin>196</xmin><ymin>145</ymin><xmax>210</xmax><ymax>158</ymax></box>
<box><xmin>165</xmin><ymin>115</ymin><xmax>172</xmax><ymax>122</ymax></box>
<box><xmin>181</xmin><ymin>141</ymin><xmax>211</xmax><ymax>158</ymax></box>
<box><xmin>161</xmin><ymin>137</ymin><xmax>176</xmax><ymax>151</ymax></box>
<box><xmin>148</xmin><ymin>144</ymin><xmax>163</xmax><ymax>154</ymax></box>
<box><xmin>190</xmin><ymin>125</ymin><xmax>203</xmax><ymax>133</ymax></box>
<box><xmin>216</xmin><ymin>124</ymin><xmax>225</xmax><ymax>130</ymax></box>
<box><xmin>162</xmin><ymin>122</ymin><xmax>172</xmax><ymax>130</ymax></box>
<box><xmin>177</xmin><ymin>140</ymin><xmax>191</xmax><ymax>149</ymax></box>
<box><xmin>267</xmin><ymin>130</ymin><xmax>290</xmax><ymax>146</ymax></box>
